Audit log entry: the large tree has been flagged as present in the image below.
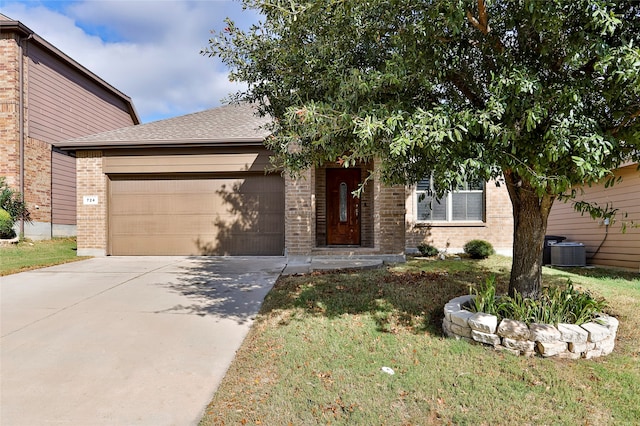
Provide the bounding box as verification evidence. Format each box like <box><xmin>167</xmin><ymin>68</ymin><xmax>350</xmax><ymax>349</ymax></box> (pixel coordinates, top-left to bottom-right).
<box><xmin>206</xmin><ymin>0</ymin><xmax>640</xmax><ymax>297</ymax></box>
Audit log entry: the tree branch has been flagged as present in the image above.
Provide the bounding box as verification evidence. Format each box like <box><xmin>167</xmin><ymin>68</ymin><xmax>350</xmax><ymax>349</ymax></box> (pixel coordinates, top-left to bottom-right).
<box><xmin>466</xmin><ymin>0</ymin><xmax>505</xmax><ymax>53</ymax></box>
<box><xmin>446</xmin><ymin>72</ymin><xmax>485</xmax><ymax>108</ymax></box>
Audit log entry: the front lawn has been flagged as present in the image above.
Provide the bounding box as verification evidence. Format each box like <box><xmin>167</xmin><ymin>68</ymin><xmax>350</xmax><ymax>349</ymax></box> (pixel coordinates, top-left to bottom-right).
<box><xmin>0</xmin><ymin>238</ymin><xmax>88</xmax><ymax>276</ymax></box>
<box><xmin>200</xmin><ymin>256</ymin><xmax>639</xmax><ymax>425</ymax></box>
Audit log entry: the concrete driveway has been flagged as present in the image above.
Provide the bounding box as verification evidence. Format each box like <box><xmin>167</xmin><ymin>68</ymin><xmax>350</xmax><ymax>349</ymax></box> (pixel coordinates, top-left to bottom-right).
<box><xmin>0</xmin><ymin>256</ymin><xmax>286</xmax><ymax>426</ymax></box>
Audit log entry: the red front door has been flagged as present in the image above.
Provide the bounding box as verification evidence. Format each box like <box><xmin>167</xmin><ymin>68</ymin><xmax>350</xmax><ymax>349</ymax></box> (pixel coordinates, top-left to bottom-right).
<box><xmin>326</xmin><ymin>168</ymin><xmax>361</xmax><ymax>245</ymax></box>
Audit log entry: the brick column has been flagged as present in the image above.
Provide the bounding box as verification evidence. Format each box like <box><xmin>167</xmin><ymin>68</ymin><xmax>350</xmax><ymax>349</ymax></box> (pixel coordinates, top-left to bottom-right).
<box><xmin>0</xmin><ymin>34</ymin><xmax>21</xmax><ymax>188</ymax></box>
<box><xmin>373</xmin><ymin>159</ymin><xmax>406</xmax><ymax>254</ymax></box>
<box><xmin>284</xmin><ymin>169</ymin><xmax>315</xmax><ymax>256</ymax></box>
<box><xmin>76</xmin><ymin>150</ymin><xmax>107</xmax><ymax>256</ymax></box>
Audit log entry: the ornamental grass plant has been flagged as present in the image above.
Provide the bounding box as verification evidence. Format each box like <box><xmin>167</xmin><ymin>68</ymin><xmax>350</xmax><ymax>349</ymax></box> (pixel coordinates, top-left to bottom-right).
<box><xmin>467</xmin><ymin>275</ymin><xmax>607</xmax><ymax>325</ymax></box>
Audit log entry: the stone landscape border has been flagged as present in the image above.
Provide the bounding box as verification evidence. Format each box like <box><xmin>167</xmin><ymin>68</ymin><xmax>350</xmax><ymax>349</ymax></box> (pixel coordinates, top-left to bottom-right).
<box><xmin>443</xmin><ymin>295</ymin><xmax>618</xmax><ymax>359</ymax></box>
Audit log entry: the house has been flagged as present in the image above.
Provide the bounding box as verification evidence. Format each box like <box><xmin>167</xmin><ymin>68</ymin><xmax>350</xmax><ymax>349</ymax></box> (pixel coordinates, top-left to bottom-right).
<box><xmin>547</xmin><ymin>162</ymin><xmax>640</xmax><ymax>271</ymax></box>
<box><xmin>55</xmin><ymin>103</ymin><xmax>514</xmax><ymax>258</ymax></box>
<box><xmin>0</xmin><ymin>14</ymin><xmax>139</xmax><ymax>239</ymax></box>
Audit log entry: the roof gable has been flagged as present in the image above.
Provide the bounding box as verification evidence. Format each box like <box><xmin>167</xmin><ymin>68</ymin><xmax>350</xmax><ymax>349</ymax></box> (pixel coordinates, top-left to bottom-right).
<box><xmin>0</xmin><ymin>13</ymin><xmax>140</xmax><ymax>124</ymax></box>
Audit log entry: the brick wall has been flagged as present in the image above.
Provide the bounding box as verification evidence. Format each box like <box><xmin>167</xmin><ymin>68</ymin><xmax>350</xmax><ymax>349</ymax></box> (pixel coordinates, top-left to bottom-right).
<box><xmin>405</xmin><ymin>179</ymin><xmax>514</xmax><ymax>254</ymax></box>
<box><xmin>0</xmin><ymin>34</ymin><xmax>21</xmax><ymax>188</ymax></box>
<box><xmin>23</xmin><ymin>137</ymin><xmax>51</xmax><ymax>223</ymax></box>
<box><xmin>284</xmin><ymin>169</ymin><xmax>315</xmax><ymax>255</ymax></box>
<box><xmin>286</xmin><ymin>160</ymin><xmax>407</xmax><ymax>256</ymax></box>
<box><xmin>373</xmin><ymin>159</ymin><xmax>406</xmax><ymax>254</ymax></box>
<box><xmin>76</xmin><ymin>151</ymin><xmax>107</xmax><ymax>255</ymax></box>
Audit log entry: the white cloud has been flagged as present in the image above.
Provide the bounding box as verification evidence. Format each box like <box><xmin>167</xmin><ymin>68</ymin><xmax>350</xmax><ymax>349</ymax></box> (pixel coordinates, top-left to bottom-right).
<box><xmin>3</xmin><ymin>0</ymin><xmax>257</xmax><ymax>122</ymax></box>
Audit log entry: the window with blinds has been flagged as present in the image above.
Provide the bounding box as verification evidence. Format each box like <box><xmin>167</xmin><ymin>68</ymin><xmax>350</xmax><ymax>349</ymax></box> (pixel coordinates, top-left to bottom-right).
<box><xmin>416</xmin><ymin>176</ymin><xmax>484</xmax><ymax>222</ymax></box>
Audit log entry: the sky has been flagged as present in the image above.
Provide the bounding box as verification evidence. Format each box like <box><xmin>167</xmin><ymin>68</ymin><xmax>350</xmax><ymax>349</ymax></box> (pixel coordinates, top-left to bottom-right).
<box><xmin>1</xmin><ymin>0</ymin><xmax>260</xmax><ymax>123</ymax></box>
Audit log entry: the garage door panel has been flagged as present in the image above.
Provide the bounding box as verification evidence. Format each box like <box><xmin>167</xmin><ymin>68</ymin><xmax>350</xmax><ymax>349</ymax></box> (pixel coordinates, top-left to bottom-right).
<box><xmin>110</xmin><ymin>194</ymin><xmax>226</xmax><ymax>215</ymax></box>
<box><xmin>109</xmin><ymin>174</ymin><xmax>284</xmax><ymax>255</ymax></box>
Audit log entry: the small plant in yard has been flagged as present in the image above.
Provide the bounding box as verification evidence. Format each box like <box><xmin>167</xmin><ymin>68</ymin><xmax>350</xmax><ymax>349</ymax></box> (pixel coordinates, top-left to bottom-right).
<box><xmin>417</xmin><ymin>242</ymin><xmax>439</xmax><ymax>257</ymax></box>
<box><xmin>463</xmin><ymin>239</ymin><xmax>495</xmax><ymax>259</ymax></box>
<box><xmin>0</xmin><ymin>177</ymin><xmax>30</xmax><ymax>238</ymax></box>
<box><xmin>467</xmin><ymin>276</ymin><xmax>607</xmax><ymax>326</ymax></box>
<box><xmin>0</xmin><ymin>208</ymin><xmax>13</xmax><ymax>239</ymax></box>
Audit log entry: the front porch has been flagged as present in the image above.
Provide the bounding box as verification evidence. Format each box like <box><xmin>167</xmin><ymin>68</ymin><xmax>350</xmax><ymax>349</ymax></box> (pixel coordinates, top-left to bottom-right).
<box><xmin>284</xmin><ymin>159</ymin><xmax>406</xmax><ymax>258</ymax></box>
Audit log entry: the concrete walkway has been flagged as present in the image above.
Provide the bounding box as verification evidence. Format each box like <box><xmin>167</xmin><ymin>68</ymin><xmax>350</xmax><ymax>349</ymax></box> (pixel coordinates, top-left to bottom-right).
<box><xmin>0</xmin><ymin>256</ymin><xmax>286</xmax><ymax>426</ymax></box>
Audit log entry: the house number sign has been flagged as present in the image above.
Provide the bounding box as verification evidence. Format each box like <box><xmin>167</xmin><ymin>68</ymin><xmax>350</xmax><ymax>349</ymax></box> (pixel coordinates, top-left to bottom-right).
<box><xmin>83</xmin><ymin>195</ymin><xmax>99</xmax><ymax>205</ymax></box>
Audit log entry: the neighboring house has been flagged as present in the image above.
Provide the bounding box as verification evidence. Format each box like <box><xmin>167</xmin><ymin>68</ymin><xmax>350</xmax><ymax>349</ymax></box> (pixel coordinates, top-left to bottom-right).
<box><xmin>56</xmin><ymin>103</ymin><xmax>514</xmax><ymax>258</ymax></box>
<box><xmin>547</xmin><ymin>162</ymin><xmax>640</xmax><ymax>271</ymax></box>
<box><xmin>0</xmin><ymin>14</ymin><xmax>139</xmax><ymax>239</ymax></box>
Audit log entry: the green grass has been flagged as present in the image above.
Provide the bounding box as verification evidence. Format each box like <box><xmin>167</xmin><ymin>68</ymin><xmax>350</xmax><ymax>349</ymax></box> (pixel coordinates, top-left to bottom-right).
<box><xmin>0</xmin><ymin>238</ymin><xmax>89</xmax><ymax>275</ymax></box>
<box><xmin>200</xmin><ymin>256</ymin><xmax>640</xmax><ymax>425</ymax></box>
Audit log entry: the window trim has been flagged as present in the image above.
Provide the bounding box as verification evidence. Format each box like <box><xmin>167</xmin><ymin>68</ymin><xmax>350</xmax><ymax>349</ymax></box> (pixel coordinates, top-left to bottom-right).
<box><xmin>414</xmin><ymin>177</ymin><xmax>486</xmax><ymax>224</ymax></box>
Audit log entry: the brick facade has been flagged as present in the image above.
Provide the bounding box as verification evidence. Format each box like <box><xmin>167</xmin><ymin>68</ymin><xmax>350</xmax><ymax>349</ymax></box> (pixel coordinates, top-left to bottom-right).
<box><xmin>284</xmin><ymin>169</ymin><xmax>316</xmax><ymax>255</ymax></box>
<box><xmin>0</xmin><ymin>33</ymin><xmax>21</xmax><ymax>189</ymax></box>
<box><xmin>373</xmin><ymin>158</ymin><xmax>407</xmax><ymax>255</ymax></box>
<box><xmin>23</xmin><ymin>137</ymin><xmax>51</xmax><ymax>223</ymax></box>
<box><xmin>75</xmin><ymin>151</ymin><xmax>107</xmax><ymax>256</ymax></box>
<box><xmin>74</xmin><ymin>149</ymin><xmax>513</xmax><ymax>258</ymax></box>
<box><xmin>284</xmin><ymin>160</ymin><xmax>406</xmax><ymax>257</ymax></box>
<box><xmin>405</xmin><ymin>179</ymin><xmax>514</xmax><ymax>255</ymax></box>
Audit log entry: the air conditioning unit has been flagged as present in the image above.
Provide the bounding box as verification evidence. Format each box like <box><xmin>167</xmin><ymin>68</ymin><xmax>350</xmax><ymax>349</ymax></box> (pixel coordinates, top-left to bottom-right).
<box><xmin>550</xmin><ymin>242</ymin><xmax>586</xmax><ymax>267</ymax></box>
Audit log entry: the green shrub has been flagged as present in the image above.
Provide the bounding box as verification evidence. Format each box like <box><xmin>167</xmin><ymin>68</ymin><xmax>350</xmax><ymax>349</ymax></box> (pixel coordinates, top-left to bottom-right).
<box><xmin>0</xmin><ymin>177</ymin><xmax>30</xmax><ymax>227</ymax></box>
<box><xmin>467</xmin><ymin>277</ymin><xmax>607</xmax><ymax>325</ymax></box>
<box><xmin>0</xmin><ymin>208</ymin><xmax>14</xmax><ymax>239</ymax></box>
<box><xmin>417</xmin><ymin>243</ymin><xmax>439</xmax><ymax>257</ymax></box>
<box><xmin>463</xmin><ymin>239</ymin><xmax>495</xmax><ymax>259</ymax></box>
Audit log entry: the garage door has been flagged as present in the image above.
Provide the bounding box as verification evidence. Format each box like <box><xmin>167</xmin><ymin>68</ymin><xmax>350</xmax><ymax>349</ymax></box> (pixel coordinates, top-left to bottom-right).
<box><xmin>108</xmin><ymin>174</ymin><xmax>284</xmax><ymax>255</ymax></box>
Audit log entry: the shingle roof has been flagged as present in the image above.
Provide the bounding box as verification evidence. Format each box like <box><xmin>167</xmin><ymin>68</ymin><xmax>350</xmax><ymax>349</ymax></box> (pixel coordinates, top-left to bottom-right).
<box><xmin>55</xmin><ymin>103</ymin><xmax>271</xmax><ymax>149</ymax></box>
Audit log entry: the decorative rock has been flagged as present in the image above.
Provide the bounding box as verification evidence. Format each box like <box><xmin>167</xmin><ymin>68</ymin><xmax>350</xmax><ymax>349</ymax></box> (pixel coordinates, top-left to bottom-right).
<box><xmin>568</xmin><ymin>342</ymin><xmax>588</xmax><ymax>354</ymax></box>
<box><xmin>557</xmin><ymin>351</ymin><xmax>581</xmax><ymax>360</ymax></box>
<box><xmin>444</xmin><ymin>303</ymin><xmax>460</xmax><ymax>321</ymax></box>
<box><xmin>502</xmin><ymin>337</ymin><xmax>535</xmax><ymax>353</ymax></box>
<box><xmin>442</xmin><ymin>318</ymin><xmax>453</xmax><ymax>336</ymax></box>
<box><xmin>536</xmin><ymin>341</ymin><xmax>567</xmax><ymax>357</ymax></box>
<box><xmin>584</xmin><ymin>348</ymin><xmax>603</xmax><ymax>359</ymax></box>
<box><xmin>449</xmin><ymin>295</ymin><xmax>474</xmax><ymax>306</ymax></box>
<box><xmin>471</xmin><ymin>330</ymin><xmax>501</xmax><ymax>346</ymax></box>
<box><xmin>442</xmin><ymin>296</ymin><xmax>617</xmax><ymax>360</ymax></box>
<box><xmin>529</xmin><ymin>323</ymin><xmax>561</xmax><ymax>343</ymax></box>
<box><xmin>595</xmin><ymin>336</ymin><xmax>615</xmax><ymax>356</ymax></box>
<box><xmin>450</xmin><ymin>322</ymin><xmax>472</xmax><ymax>338</ymax></box>
<box><xmin>557</xmin><ymin>323</ymin><xmax>588</xmax><ymax>343</ymax></box>
<box><xmin>596</xmin><ymin>315</ymin><xmax>619</xmax><ymax>333</ymax></box>
<box><xmin>450</xmin><ymin>310</ymin><xmax>475</xmax><ymax>328</ymax></box>
<box><xmin>581</xmin><ymin>322</ymin><xmax>610</xmax><ymax>342</ymax></box>
<box><xmin>497</xmin><ymin>319</ymin><xmax>530</xmax><ymax>340</ymax></box>
<box><xmin>468</xmin><ymin>312</ymin><xmax>498</xmax><ymax>333</ymax></box>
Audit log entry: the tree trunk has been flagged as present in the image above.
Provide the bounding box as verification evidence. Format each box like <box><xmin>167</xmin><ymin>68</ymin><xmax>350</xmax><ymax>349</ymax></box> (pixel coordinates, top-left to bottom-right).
<box><xmin>504</xmin><ymin>170</ymin><xmax>555</xmax><ymax>298</ymax></box>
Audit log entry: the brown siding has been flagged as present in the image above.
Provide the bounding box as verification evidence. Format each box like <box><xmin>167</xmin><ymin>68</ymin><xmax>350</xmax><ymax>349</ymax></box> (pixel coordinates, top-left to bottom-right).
<box><xmin>52</xmin><ymin>150</ymin><xmax>76</xmax><ymax>225</ymax></box>
<box><xmin>547</xmin><ymin>164</ymin><xmax>640</xmax><ymax>270</ymax></box>
<box><xmin>103</xmin><ymin>148</ymin><xmax>273</xmax><ymax>174</ymax></box>
<box><xmin>26</xmin><ymin>43</ymin><xmax>135</xmax><ymax>143</ymax></box>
